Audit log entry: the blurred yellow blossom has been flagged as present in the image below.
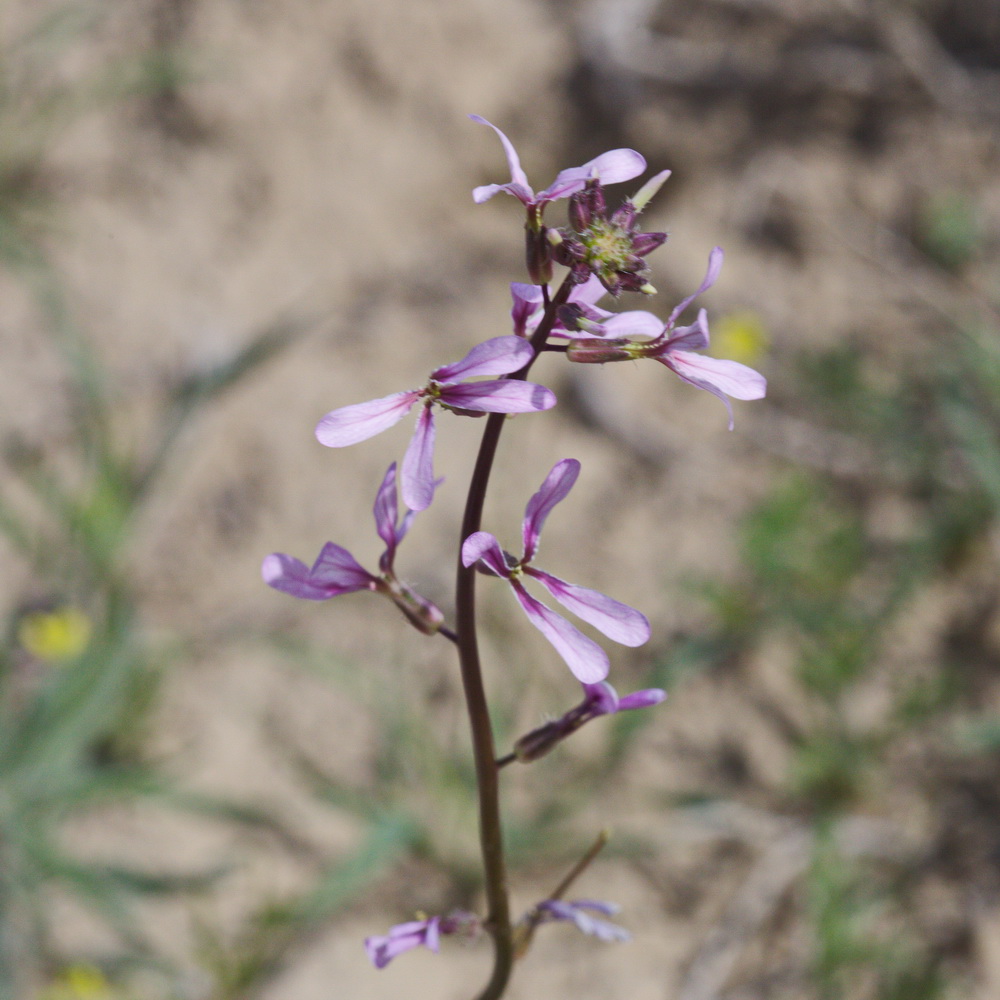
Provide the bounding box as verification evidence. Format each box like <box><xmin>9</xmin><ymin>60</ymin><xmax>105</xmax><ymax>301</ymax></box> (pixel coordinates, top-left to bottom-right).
<box><xmin>17</xmin><ymin>607</ymin><xmax>92</xmax><ymax>663</ymax></box>
<box><xmin>712</xmin><ymin>311</ymin><xmax>769</xmax><ymax>366</ymax></box>
<box><xmin>39</xmin><ymin>964</ymin><xmax>112</xmax><ymax>1000</ymax></box>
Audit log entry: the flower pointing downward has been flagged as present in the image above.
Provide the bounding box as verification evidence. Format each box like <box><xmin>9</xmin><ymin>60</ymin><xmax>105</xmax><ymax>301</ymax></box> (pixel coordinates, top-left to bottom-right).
<box><xmin>262</xmin><ymin>463</ymin><xmax>443</xmax><ymax>635</ymax></box>
<box><xmin>462</xmin><ymin>458</ymin><xmax>650</xmax><ymax>683</ymax></box>
<box><xmin>315</xmin><ymin>336</ymin><xmax>555</xmax><ymax>511</ymax></box>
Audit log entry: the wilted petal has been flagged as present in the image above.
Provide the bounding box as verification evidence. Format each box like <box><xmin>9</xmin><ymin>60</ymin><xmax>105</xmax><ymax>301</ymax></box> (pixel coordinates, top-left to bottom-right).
<box><xmin>262</xmin><ymin>544</ymin><xmax>376</xmax><ymax>600</ymax></box>
<box><xmin>667</xmin><ymin>246</ymin><xmax>724</xmax><ymax>327</ymax></box>
<box><xmin>432</xmin><ymin>336</ymin><xmax>534</xmax><ymax>382</ymax></box>
<box><xmin>522</xmin><ymin>458</ymin><xmax>580</xmax><ymax>562</ymax></box>
<box><xmin>461</xmin><ymin>531</ymin><xmax>511</xmax><ymax>577</ymax></box>
<box><xmin>316</xmin><ymin>391</ymin><xmax>418</xmax><ymax>447</ymax></box>
<box><xmin>401</xmin><ymin>405</ymin><xmax>437</xmax><ymax>511</ymax></box>
<box><xmin>440</xmin><ymin>379</ymin><xmax>556</xmax><ymax>413</ymax></box>
<box><xmin>511</xmin><ymin>581</ymin><xmax>609</xmax><ymax>683</ymax></box>
<box><xmin>526</xmin><ymin>568</ymin><xmax>650</xmax><ymax>647</ymax></box>
<box><xmin>469</xmin><ymin>115</ymin><xmax>534</xmax><ymax>205</ymax></box>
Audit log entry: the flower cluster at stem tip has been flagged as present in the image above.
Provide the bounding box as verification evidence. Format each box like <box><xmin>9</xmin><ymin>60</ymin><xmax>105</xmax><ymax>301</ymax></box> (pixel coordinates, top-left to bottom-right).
<box><xmin>262</xmin><ymin>114</ymin><xmax>768</xmax><ymax>973</ymax></box>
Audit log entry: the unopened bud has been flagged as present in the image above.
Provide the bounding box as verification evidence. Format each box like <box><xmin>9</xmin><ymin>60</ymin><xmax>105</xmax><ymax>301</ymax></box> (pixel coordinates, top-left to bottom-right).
<box><xmin>566</xmin><ymin>338</ymin><xmax>635</xmax><ymax>364</ymax></box>
<box><xmin>631</xmin><ymin>169</ymin><xmax>671</xmax><ymax>212</ymax></box>
<box><xmin>512</xmin><ymin>720</ymin><xmax>565</xmax><ymax>762</ymax></box>
<box><xmin>525</xmin><ymin>225</ymin><xmax>553</xmax><ymax>285</ymax></box>
<box><xmin>385</xmin><ymin>579</ymin><xmax>444</xmax><ymax>635</ymax></box>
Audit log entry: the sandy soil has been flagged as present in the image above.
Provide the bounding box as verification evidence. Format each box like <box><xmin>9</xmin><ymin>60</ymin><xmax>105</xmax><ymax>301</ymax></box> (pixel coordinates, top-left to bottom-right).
<box><xmin>4</xmin><ymin>0</ymin><xmax>1000</xmax><ymax>997</ymax></box>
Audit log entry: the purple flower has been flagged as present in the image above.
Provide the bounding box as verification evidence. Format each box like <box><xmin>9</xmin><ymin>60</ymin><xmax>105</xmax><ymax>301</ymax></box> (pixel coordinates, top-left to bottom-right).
<box><xmin>513</xmin><ymin>680</ymin><xmax>667</xmax><ymax>762</ymax></box>
<box><xmin>365</xmin><ymin>917</ymin><xmax>440</xmax><ymax>969</ymax></box>
<box><xmin>566</xmin><ymin>248</ymin><xmax>767</xmax><ymax>429</ymax></box>
<box><xmin>462</xmin><ymin>459</ymin><xmax>650</xmax><ymax>683</ymax></box>
<box><xmin>470</xmin><ymin>115</ymin><xmax>646</xmax><ymax>212</ymax></box>
<box><xmin>365</xmin><ymin>910</ymin><xmax>480</xmax><ymax>969</ymax></box>
<box><xmin>535</xmin><ymin>899</ymin><xmax>631</xmax><ymax>943</ymax></box>
<box><xmin>262</xmin><ymin>463</ymin><xmax>444</xmax><ymax>634</ymax></box>
<box><xmin>315</xmin><ymin>336</ymin><xmax>556</xmax><ymax>511</ymax></box>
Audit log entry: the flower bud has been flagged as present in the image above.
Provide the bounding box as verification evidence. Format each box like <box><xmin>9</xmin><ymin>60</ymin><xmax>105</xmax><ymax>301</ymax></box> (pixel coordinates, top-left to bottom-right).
<box><xmin>385</xmin><ymin>578</ymin><xmax>445</xmax><ymax>635</ymax></box>
<box><xmin>566</xmin><ymin>338</ymin><xmax>635</xmax><ymax>364</ymax></box>
<box><xmin>525</xmin><ymin>224</ymin><xmax>553</xmax><ymax>285</ymax></box>
<box><xmin>630</xmin><ymin>169</ymin><xmax>671</xmax><ymax>212</ymax></box>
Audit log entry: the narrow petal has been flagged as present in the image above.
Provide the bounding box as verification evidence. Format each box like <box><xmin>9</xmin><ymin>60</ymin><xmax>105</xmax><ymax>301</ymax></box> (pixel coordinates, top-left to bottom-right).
<box><xmin>401</xmin><ymin>405</ymin><xmax>437</xmax><ymax>511</ymax></box>
<box><xmin>617</xmin><ymin>687</ymin><xmax>667</xmax><ymax>710</ymax></box>
<box><xmin>667</xmin><ymin>246</ymin><xmax>724</xmax><ymax>327</ymax></box>
<box><xmin>461</xmin><ymin>531</ymin><xmax>510</xmax><ymax>577</ymax></box>
<box><xmin>511</xmin><ymin>581</ymin><xmax>609</xmax><ymax>683</ymax></box>
<box><xmin>542</xmin><ymin>149</ymin><xmax>647</xmax><ymax>201</ymax></box>
<box><xmin>440</xmin><ymin>380</ymin><xmax>556</xmax><ymax>413</ymax></box>
<box><xmin>472</xmin><ymin>180</ymin><xmax>535</xmax><ymax>205</ymax></box>
<box><xmin>262</xmin><ymin>544</ymin><xmax>375</xmax><ymax>600</ymax></box>
<box><xmin>469</xmin><ymin>114</ymin><xmax>534</xmax><ymax>204</ymax></box>
<box><xmin>522</xmin><ymin>458</ymin><xmax>580</xmax><ymax>562</ymax></box>
<box><xmin>372</xmin><ymin>462</ymin><xmax>400</xmax><ymax>555</ymax></box>
<box><xmin>315</xmin><ymin>391</ymin><xmax>418</xmax><ymax>447</ymax></box>
<box><xmin>525</xmin><ymin>568</ymin><xmax>650</xmax><ymax>646</ymax></box>
<box><xmin>432</xmin><ymin>336</ymin><xmax>533</xmax><ymax>382</ymax></box>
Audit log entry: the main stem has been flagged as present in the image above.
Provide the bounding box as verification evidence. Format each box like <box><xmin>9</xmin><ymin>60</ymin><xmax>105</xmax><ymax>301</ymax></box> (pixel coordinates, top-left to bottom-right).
<box><xmin>455</xmin><ymin>277</ymin><xmax>572</xmax><ymax>1000</ymax></box>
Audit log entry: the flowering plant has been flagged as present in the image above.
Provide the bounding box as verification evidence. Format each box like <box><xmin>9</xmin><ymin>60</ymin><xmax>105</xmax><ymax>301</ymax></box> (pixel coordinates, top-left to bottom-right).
<box><xmin>263</xmin><ymin>115</ymin><xmax>765</xmax><ymax>999</ymax></box>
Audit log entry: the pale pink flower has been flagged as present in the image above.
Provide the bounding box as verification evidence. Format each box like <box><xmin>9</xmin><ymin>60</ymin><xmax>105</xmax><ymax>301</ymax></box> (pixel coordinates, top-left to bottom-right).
<box><xmin>315</xmin><ymin>337</ymin><xmax>555</xmax><ymax>510</ymax></box>
<box><xmin>566</xmin><ymin>248</ymin><xmax>766</xmax><ymax>429</ymax></box>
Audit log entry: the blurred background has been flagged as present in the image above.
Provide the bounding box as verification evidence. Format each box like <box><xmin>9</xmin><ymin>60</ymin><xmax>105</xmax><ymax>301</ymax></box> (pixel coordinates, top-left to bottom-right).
<box><xmin>1</xmin><ymin>0</ymin><xmax>999</xmax><ymax>997</ymax></box>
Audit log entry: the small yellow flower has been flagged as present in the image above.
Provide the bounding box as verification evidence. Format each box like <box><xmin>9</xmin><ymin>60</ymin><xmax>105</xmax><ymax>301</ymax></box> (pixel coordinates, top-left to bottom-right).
<box><xmin>17</xmin><ymin>607</ymin><xmax>92</xmax><ymax>663</ymax></box>
<box><xmin>39</xmin><ymin>964</ymin><xmax>112</xmax><ymax>1000</ymax></box>
<box><xmin>712</xmin><ymin>311</ymin><xmax>769</xmax><ymax>366</ymax></box>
